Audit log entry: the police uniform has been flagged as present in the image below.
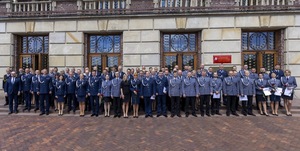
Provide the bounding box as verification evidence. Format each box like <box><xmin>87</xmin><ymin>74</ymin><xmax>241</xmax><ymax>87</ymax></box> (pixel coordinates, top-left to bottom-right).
<box><xmin>267</xmin><ymin>78</ymin><xmax>281</xmax><ymax>102</ymax></box>
<box><xmin>211</xmin><ymin>78</ymin><xmax>222</xmax><ymax>115</ymax></box>
<box><xmin>66</xmin><ymin>75</ymin><xmax>77</xmax><ymax>113</ymax></box>
<box><xmin>281</xmin><ymin>76</ymin><xmax>297</xmax><ymax>100</ymax></box>
<box><xmin>37</xmin><ymin>75</ymin><xmax>53</xmax><ymax>115</ymax></box>
<box><xmin>223</xmin><ymin>76</ymin><xmax>239</xmax><ymax>116</ymax></box>
<box><xmin>168</xmin><ymin>77</ymin><xmax>182</xmax><ymax>117</ymax></box>
<box><xmin>255</xmin><ymin>78</ymin><xmax>268</xmax><ymax>102</ymax></box>
<box><xmin>182</xmin><ymin>77</ymin><xmax>199</xmax><ymax>117</ymax></box>
<box><xmin>21</xmin><ymin>73</ymin><xmax>33</xmax><ymax>111</ymax></box>
<box><xmin>3</xmin><ymin>73</ymin><xmax>10</xmax><ymax>105</ymax></box>
<box><xmin>140</xmin><ymin>77</ymin><xmax>155</xmax><ymax>117</ymax></box>
<box><xmin>31</xmin><ymin>75</ymin><xmax>39</xmax><ymax>111</ymax></box>
<box><xmin>75</xmin><ymin>79</ymin><xmax>87</xmax><ymax>102</ymax></box>
<box><xmin>87</xmin><ymin>76</ymin><xmax>101</xmax><ymax>116</ymax></box>
<box><xmin>155</xmin><ymin>76</ymin><xmax>168</xmax><ymax>117</ymax></box>
<box><xmin>111</xmin><ymin>77</ymin><xmax>122</xmax><ymax>117</ymax></box>
<box><xmin>101</xmin><ymin>80</ymin><xmax>112</xmax><ymax>102</ymax></box>
<box><xmin>240</xmin><ymin>77</ymin><xmax>256</xmax><ymax>116</ymax></box>
<box><xmin>197</xmin><ymin>76</ymin><xmax>213</xmax><ymax>116</ymax></box>
<box><xmin>5</xmin><ymin>76</ymin><xmax>21</xmax><ymax>114</ymax></box>
<box><xmin>130</xmin><ymin>79</ymin><xmax>141</xmax><ymax>105</ymax></box>
<box><xmin>55</xmin><ymin>81</ymin><xmax>66</xmax><ymax>102</ymax></box>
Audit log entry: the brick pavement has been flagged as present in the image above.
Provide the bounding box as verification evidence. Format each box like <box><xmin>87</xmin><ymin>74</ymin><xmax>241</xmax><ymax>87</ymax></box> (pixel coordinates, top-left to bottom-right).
<box><xmin>0</xmin><ymin>92</ymin><xmax>300</xmax><ymax>150</ymax></box>
<box><xmin>0</xmin><ymin>115</ymin><xmax>300</xmax><ymax>150</ymax></box>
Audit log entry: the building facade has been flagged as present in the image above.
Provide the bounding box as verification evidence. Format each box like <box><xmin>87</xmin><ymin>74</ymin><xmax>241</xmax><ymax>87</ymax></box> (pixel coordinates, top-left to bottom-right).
<box><xmin>0</xmin><ymin>0</ymin><xmax>299</xmax><ymax>98</ymax></box>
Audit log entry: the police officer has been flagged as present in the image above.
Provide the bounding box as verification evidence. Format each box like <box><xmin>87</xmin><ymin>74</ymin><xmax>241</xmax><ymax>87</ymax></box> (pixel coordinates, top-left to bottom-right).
<box><xmin>37</xmin><ymin>69</ymin><xmax>53</xmax><ymax>116</ymax></box>
<box><xmin>217</xmin><ymin>64</ymin><xmax>228</xmax><ymax>80</ymax></box>
<box><xmin>76</xmin><ymin>74</ymin><xmax>87</xmax><ymax>117</ymax></box>
<box><xmin>31</xmin><ymin>70</ymin><xmax>40</xmax><ymax>112</ymax></box>
<box><xmin>111</xmin><ymin>72</ymin><xmax>122</xmax><ymax>118</ymax></box>
<box><xmin>87</xmin><ymin>71</ymin><xmax>101</xmax><ymax>117</ymax></box>
<box><xmin>140</xmin><ymin>71</ymin><xmax>155</xmax><ymax>118</ymax></box>
<box><xmin>66</xmin><ymin>71</ymin><xmax>77</xmax><ymax>114</ymax></box>
<box><xmin>249</xmin><ymin>68</ymin><xmax>259</xmax><ymax>80</ymax></box>
<box><xmin>270</xmin><ymin>64</ymin><xmax>284</xmax><ymax>80</ymax></box>
<box><xmin>197</xmin><ymin>71</ymin><xmax>213</xmax><ymax>117</ymax></box>
<box><xmin>240</xmin><ymin>70</ymin><xmax>256</xmax><ymax>116</ymax></box>
<box><xmin>155</xmin><ymin>70</ymin><xmax>168</xmax><ymax>117</ymax></box>
<box><xmin>3</xmin><ymin>68</ymin><xmax>11</xmax><ymax>106</ymax></box>
<box><xmin>168</xmin><ymin>71</ymin><xmax>182</xmax><ymax>117</ymax></box>
<box><xmin>102</xmin><ymin>75</ymin><xmax>112</xmax><ymax>117</ymax></box>
<box><xmin>182</xmin><ymin>72</ymin><xmax>199</xmax><ymax>117</ymax></box>
<box><xmin>223</xmin><ymin>71</ymin><xmax>239</xmax><ymax>116</ymax></box>
<box><xmin>4</xmin><ymin>71</ymin><xmax>21</xmax><ymax>114</ymax></box>
<box><xmin>21</xmin><ymin>68</ymin><xmax>33</xmax><ymax>112</ymax></box>
<box><xmin>211</xmin><ymin>72</ymin><xmax>222</xmax><ymax>115</ymax></box>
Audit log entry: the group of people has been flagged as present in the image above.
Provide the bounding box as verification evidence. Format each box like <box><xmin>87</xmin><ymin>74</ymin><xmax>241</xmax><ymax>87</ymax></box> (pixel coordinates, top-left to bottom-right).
<box><xmin>2</xmin><ymin>64</ymin><xmax>297</xmax><ymax>118</ymax></box>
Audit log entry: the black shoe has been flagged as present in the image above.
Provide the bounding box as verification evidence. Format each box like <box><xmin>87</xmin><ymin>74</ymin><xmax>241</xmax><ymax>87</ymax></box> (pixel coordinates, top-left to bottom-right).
<box><xmin>163</xmin><ymin>115</ymin><xmax>168</xmax><ymax>117</ymax></box>
<box><xmin>171</xmin><ymin>114</ymin><xmax>175</xmax><ymax>118</ymax></box>
<box><xmin>22</xmin><ymin>108</ymin><xmax>27</xmax><ymax>112</ymax></box>
<box><xmin>192</xmin><ymin>114</ymin><xmax>197</xmax><ymax>117</ymax></box>
<box><xmin>145</xmin><ymin>115</ymin><xmax>148</xmax><ymax>118</ymax></box>
<box><xmin>157</xmin><ymin>115</ymin><xmax>161</xmax><ymax>117</ymax></box>
<box><xmin>46</xmin><ymin>113</ymin><xmax>49</xmax><ymax>115</ymax></box>
<box><xmin>185</xmin><ymin>114</ymin><xmax>189</xmax><ymax>117</ymax></box>
<box><xmin>248</xmin><ymin>113</ymin><xmax>256</xmax><ymax>116</ymax></box>
<box><xmin>114</xmin><ymin>115</ymin><xmax>118</xmax><ymax>118</ymax></box>
<box><xmin>177</xmin><ymin>114</ymin><xmax>181</xmax><ymax>117</ymax></box>
<box><xmin>91</xmin><ymin>114</ymin><xmax>95</xmax><ymax>117</ymax></box>
<box><xmin>201</xmin><ymin>113</ymin><xmax>204</xmax><ymax>117</ymax></box>
<box><xmin>242</xmin><ymin>113</ymin><xmax>247</xmax><ymax>116</ymax></box>
<box><xmin>15</xmin><ymin>110</ymin><xmax>19</xmax><ymax>114</ymax></box>
<box><xmin>39</xmin><ymin>113</ymin><xmax>45</xmax><ymax>116</ymax></box>
<box><xmin>232</xmin><ymin>113</ymin><xmax>239</xmax><ymax>116</ymax></box>
<box><xmin>8</xmin><ymin>112</ymin><xmax>12</xmax><ymax>115</ymax></box>
<box><xmin>216</xmin><ymin>112</ymin><xmax>222</xmax><ymax>116</ymax></box>
<box><xmin>4</xmin><ymin>103</ymin><xmax>8</xmax><ymax>106</ymax></box>
<box><xmin>96</xmin><ymin>114</ymin><xmax>99</xmax><ymax>117</ymax></box>
<box><xmin>149</xmin><ymin>115</ymin><xmax>153</xmax><ymax>118</ymax></box>
<box><xmin>206</xmin><ymin>114</ymin><xmax>211</xmax><ymax>117</ymax></box>
<box><xmin>118</xmin><ymin>115</ymin><xmax>121</xmax><ymax>118</ymax></box>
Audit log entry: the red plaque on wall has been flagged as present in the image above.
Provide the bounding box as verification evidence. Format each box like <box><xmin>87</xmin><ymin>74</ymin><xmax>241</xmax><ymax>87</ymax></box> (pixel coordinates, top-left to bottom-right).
<box><xmin>213</xmin><ymin>55</ymin><xmax>232</xmax><ymax>63</ymax></box>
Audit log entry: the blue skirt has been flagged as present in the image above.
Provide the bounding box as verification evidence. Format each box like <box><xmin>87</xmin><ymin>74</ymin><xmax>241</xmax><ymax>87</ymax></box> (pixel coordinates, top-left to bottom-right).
<box><xmin>57</xmin><ymin>95</ymin><xmax>65</xmax><ymax>102</ymax></box>
<box><xmin>131</xmin><ymin>93</ymin><xmax>140</xmax><ymax>105</ymax></box>
<box><xmin>77</xmin><ymin>96</ymin><xmax>86</xmax><ymax>102</ymax></box>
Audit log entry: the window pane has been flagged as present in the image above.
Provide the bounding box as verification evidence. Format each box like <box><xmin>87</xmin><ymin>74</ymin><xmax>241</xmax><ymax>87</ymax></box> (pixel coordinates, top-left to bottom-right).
<box><xmin>22</xmin><ymin>37</ymin><xmax>27</xmax><ymax>53</ymax></box>
<box><xmin>97</xmin><ymin>36</ymin><xmax>114</xmax><ymax>53</ymax></box>
<box><xmin>44</xmin><ymin>36</ymin><xmax>49</xmax><ymax>53</ymax></box>
<box><xmin>189</xmin><ymin>34</ymin><xmax>196</xmax><ymax>51</ymax></box>
<box><xmin>28</xmin><ymin>37</ymin><xmax>44</xmax><ymax>53</ymax></box>
<box><xmin>107</xmin><ymin>56</ymin><xmax>119</xmax><ymax>68</ymax></box>
<box><xmin>242</xmin><ymin>32</ymin><xmax>248</xmax><ymax>50</ymax></box>
<box><xmin>163</xmin><ymin>34</ymin><xmax>170</xmax><ymax>52</ymax></box>
<box><xmin>90</xmin><ymin>35</ymin><xmax>121</xmax><ymax>53</ymax></box>
<box><xmin>268</xmin><ymin>32</ymin><xmax>275</xmax><ymax>50</ymax></box>
<box><xmin>22</xmin><ymin>56</ymin><xmax>32</xmax><ymax>69</ymax></box>
<box><xmin>249</xmin><ymin>32</ymin><xmax>267</xmax><ymax>50</ymax></box>
<box><xmin>114</xmin><ymin>35</ymin><xmax>121</xmax><ymax>53</ymax></box>
<box><xmin>171</xmin><ymin>34</ymin><xmax>188</xmax><ymax>52</ymax></box>
<box><xmin>90</xmin><ymin>36</ymin><xmax>97</xmax><ymax>53</ymax></box>
<box><xmin>243</xmin><ymin>54</ymin><xmax>257</xmax><ymax>70</ymax></box>
<box><xmin>165</xmin><ymin>56</ymin><xmax>177</xmax><ymax>71</ymax></box>
<box><xmin>263</xmin><ymin>53</ymin><xmax>275</xmax><ymax>71</ymax></box>
<box><xmin>182</xmin><ymin>55</ymin><xmax>194</xmax><ymax>69</ymax></box>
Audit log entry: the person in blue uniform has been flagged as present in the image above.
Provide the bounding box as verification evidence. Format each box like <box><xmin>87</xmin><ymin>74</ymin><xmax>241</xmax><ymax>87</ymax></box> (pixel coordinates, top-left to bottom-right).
<box><xmin>101</xmin><ymin>75</ymin><xmax>112</xmax><ymax>117</ymax></box>
<box><xmin>130</xmin><ymin>73</ymin><xmax>141</xmax><ymax>118</ymax></box>
<box><xmin>4</xmin><ymin>71</ymin><xmax>21</xmax><ymax>114</ymax></box>
<box><xmin>111</xmin><ymin>72</ymin><xmax>122</xmax><ymax>118</ymax></box>
<box><xmin>55</xmin><ymin>74</ymin><xmax>66</xmax><ymax>116</ymax></box>
<box><xmin>37</xmin><ymin>69</ymin><xmax>53</xmax><ymax>116</ymax></box>
<box><xmin>168</xmin><ymin>71</ymin><xmax>182</xmax><ymax>117</ymax></box>
<box><xmin>76</xmin><ymin>74</ymin><xmax>87</xmax><ymax>117</ymax></box>
<box><xmin>249</xmin><ymin>68</ymin><xmax>259</xmax><ymax>80</ymax></box>
<box><xmin>155</xmin><ymin>70</ymin><xmax>168</xmax><ymax>117</ymax></box>
<box><xmin>240</xmin><ymin>70</ymin><xmax>256</xmax><ymax>116</ymax></box>
<box><xmin>268</xmin><ymin>73</ymin><xmax>282</xmax><ymax>116</ymax></box>
<box><xmin>182</xmin><ymin>72</ymin><xmax>199</xmax><ymax>117</ymax></box>
<box><xmin>66</xmin><ymin>71</ymin><xmax>77</xmax><ymax>114</ymax></box>
<box><xmin>211</xmin><ymin>72</ymin><xmax>222</xmax><ymax>116</ymax></box>
<box><xmin>140</xmin><ymin>71</ymin><xmax>155</xmax><ymax>118</ymax></box>
<box><xmin>281</xmin><ymin>70</ymin><xmax>297</xmax><ymax>116</ymax></box>
<box><xmin>121</xmin><ymin>74</ymin><xmax>131</xmax><ymax>118</ymax></box>
<box><xmin>197</xmin><ymin>71</ymin><xmax>213</xmax><ymax>117</ymax></box>
<box><xmin>52</xmin><ymin>73</ymin><xmax>59</xmax><ymax>113</ymax></box>
<box><xmin>256</xmin><ymin>73</ymin><xmax>269</xmax><ymax>116</ymax></box>
<box><xmin>3</xmin><ymin>68</ymin><xmax>11</xmax><ymax>106</ymax></box>
<box><xmin>21</xmin><ymin>68</ymin><xmax>33</xmax><ymax>112</ymax></box>
<box><xmin>31</xmin><ymin>70</ymin><xmax>40</xmax><ymax>112</ymax></box>
<box><xmin>223</xmin><ymin>71</ymin><xmax>239</xmax><ymax>116</ymax></box>
<box><xmin>87</xmin><ymin>71</ymin><xmax>101</xmax><ymax>117</ymax></box>
<box><xmin>269</xmin><ymin>65</ymin><xmax>284</xmax><ymax>80</ymax></box>
<box><xmin>217</xmin><ymin>64</ymin><xmax>228</xmax><ymax>80</ymax></box>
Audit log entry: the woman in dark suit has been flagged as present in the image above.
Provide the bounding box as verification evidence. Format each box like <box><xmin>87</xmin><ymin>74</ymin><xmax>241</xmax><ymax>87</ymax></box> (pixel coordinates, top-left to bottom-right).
<box><xmin>76</xmin><ymin>74</ymin><xmax>87</xmax><ymax>117</ymax></box>
<box><xmin>101</xmin><ymin>75</ymin><xmax>112</xmax><ymax>117</ymax></box>
<box><xmin>130</xmin><ymin>73</ymin><xmax>140</xmax><ymax>118</ymax></box>
<box><xmin>281</xmin><ymin>70</ymin><xmax>297</xmax><ymax>116</ymax></box>
<box><xmin>55</xmin><ymin>74</ymin><xmax>66</xmax><ymax>116</ymax></box>
<box><xmin>121</xmin><ymin>74</ymin><xmax>131</xmax><ymax>118</ymax></box>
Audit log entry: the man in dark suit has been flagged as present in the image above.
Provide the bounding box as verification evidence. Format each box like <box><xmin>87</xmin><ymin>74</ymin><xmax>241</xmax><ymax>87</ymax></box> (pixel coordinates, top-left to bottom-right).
<box><xmin>4</xmin><ymin>71</ymin><xmax>21</xmax><ymax>114</ymax></box>
<box><xmin>270</xmin><ymin>64</ymin><xmax>284</xmax><ymax>80</ymax></box>
<box><xmin>21</xmin><ymin>68</ymin><xmax>33</xmax><ymax>112</ymax></box>
<box><xmin>2</xmin><ymin>68</ymin><xmax>11</xmax><ymax>106</ymax></box>
<box><xmin>118</xmin><ymin>65</ymin><xmax>125</xmax><ymax>79</ymax></box>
